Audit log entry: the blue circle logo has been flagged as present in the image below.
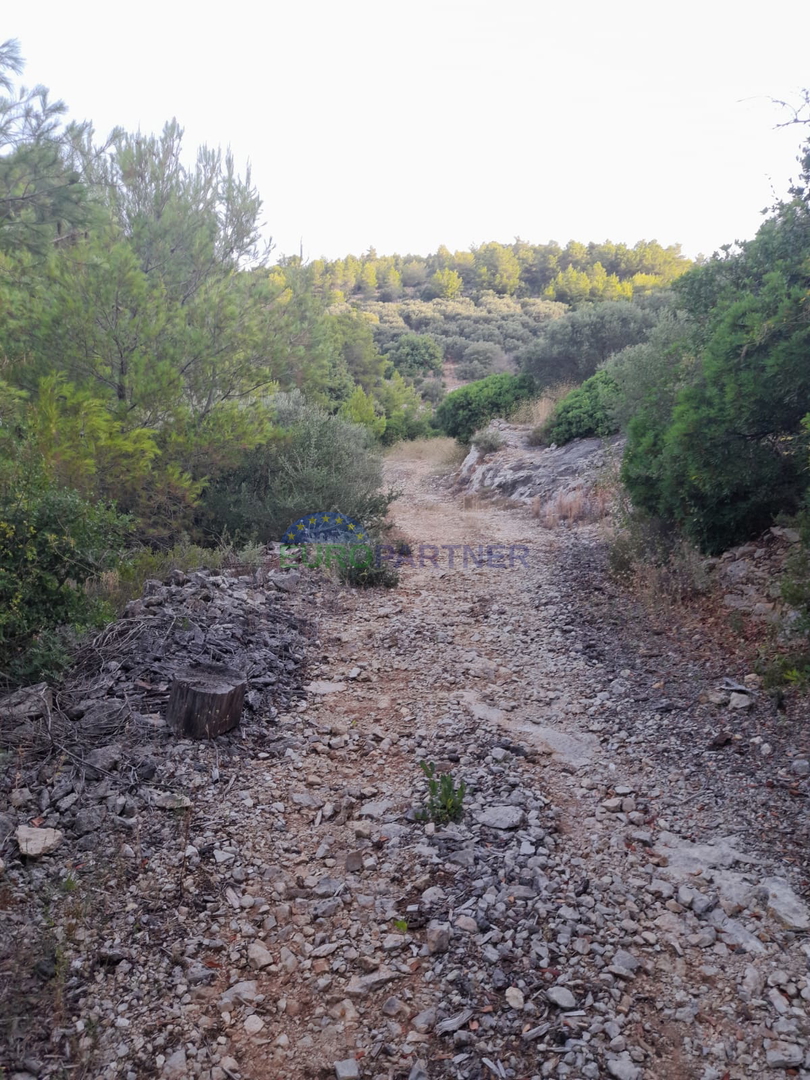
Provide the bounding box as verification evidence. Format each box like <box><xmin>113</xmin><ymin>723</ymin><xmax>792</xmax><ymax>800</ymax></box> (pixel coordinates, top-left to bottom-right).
<box><xmin>282</xmin><ymin>512</ymin><xmax>367</xmax><ymax>545</ymax></box>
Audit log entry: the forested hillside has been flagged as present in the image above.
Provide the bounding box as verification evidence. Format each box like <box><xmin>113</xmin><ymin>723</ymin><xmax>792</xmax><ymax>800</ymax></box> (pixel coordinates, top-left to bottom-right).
<box><xmin>523</xmin><ymin>119</ymin><xmax>810</xmax><ymax>557</ymax></box>
<box><xmin>308</xmin><ymin>237</ymin><xmax>691</xmax><ymax>304</ymax></box>
<box><xmin>2</xmin><ymin>31</ymin><xmax>807</xmax><ymax>685</ymax></box>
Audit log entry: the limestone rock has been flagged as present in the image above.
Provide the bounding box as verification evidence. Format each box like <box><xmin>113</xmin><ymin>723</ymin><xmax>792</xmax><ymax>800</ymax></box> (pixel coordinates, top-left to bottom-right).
<box><xmin>546</xmin><ymin>985</ymin><xmax>577</xmax><ymax>1009</ymax></box>
<box><xmin>248</xmin><ymin>942</ymin><xmax>273</xmax><ymax>970</ymax></box>
<box><xmin>16</xmin><ymin>825</ymin><xmax>63</xmax><ymax>857</ymax></box>
<box><xmin>475</xmin><ymin>805</ymin><xmax>526</xmax><ymax>830</ymax></box>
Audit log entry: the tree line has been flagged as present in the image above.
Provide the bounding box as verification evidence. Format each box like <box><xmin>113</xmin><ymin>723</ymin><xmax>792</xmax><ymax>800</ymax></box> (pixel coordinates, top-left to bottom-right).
<box><xmin>306</xmin><ymin>238</ymin><xmax>691</xmax><ymax>304</ymax></box>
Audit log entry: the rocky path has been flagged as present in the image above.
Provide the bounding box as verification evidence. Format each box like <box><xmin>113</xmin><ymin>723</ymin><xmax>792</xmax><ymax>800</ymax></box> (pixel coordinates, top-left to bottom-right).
<box><xmin>4</xmin><ymin>448</ymin><xmax>810</xmax><ymax>1080</ymax></box>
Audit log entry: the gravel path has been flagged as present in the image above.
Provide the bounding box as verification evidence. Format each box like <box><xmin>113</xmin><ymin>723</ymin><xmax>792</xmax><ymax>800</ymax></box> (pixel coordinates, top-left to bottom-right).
<box><xmin>3</xmin><ymin>450</ymin><xmax>810</xmax><ymax>1080</ymax></box>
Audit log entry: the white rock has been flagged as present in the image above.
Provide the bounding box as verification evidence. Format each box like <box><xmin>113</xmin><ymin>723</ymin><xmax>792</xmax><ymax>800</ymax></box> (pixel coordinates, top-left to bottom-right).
<box><xmin>219</xmin><ymin>980</ymin><xmax>260</xmax><ymax>1009</ymax></box>
<box><xmin>475</xmin><ymin>806</ymin><xmax>526</xmax><ymax>830</ymax></box>
<box><xmin>16</xmin><ymin>825</ymin><xmax>63</xmax><ymax>857</ymax></box>
<box><xmin>505</xmin><ymin>986</ymin><xmax>525</xmax><ymax>1009</ymax></box>
<box><xmin>162</xmin><ymin>1049</ymin><xmax>187</xmax><ymax>1078</ymax></box>
<box><xmin>244</xmin><ymin>1013</ymin><xmax>265</xmax><ymax>1035</ymax></box>
<box><xmin>306</xmin><ymin>681</ymin><xmax>347</xmax><ymax>694</ymax></box>
<box><xmin>760</xmin><ymin>877</ymin><xmax>810</xmax><ymax>931</ymax></box>
<box><xmin>518</xmin><ymin>724</ymin><xmax>598</xmax><ymax>766</ymax></box>
<box><xmin>613</xmin><ymin>949</ymin><xmax>641</xmax><ymax>973</ymax></box>
<box><xmin>248</xmin><ymin>942</ymin><xmax>273</xmax><ymax>969</ymax></box>
<box><xmin>345</xmin><ymin>969</ymin><xmax>402</xmax><ymax>996</ymax></box>
<box><xmin>408</xmin><ymin>1064</ymin><xmax>429</xmax><ymax>1080</ymax></box>
<box><xmin>606</xmin><ymin>1053</ymin><xmax>641</xmax><ymax>1080</ymax></box>
<box><xmin>728</xmin><ymin>692</ymin><xmax>752</xmax><ymax>710</ymax></box>
<box><xmin>742</xmin><ymin>964</ymin><xmax>765</xmax><ymax>997</ymax></box>
<box><xmin>546</xmin><ymin>985</ymin><xmax>577</xmax><ymax>1009</ymax></box>
<box><xmin>468</xmin><ymin>701</ymin><xmax>507</xmax><ymax>724</ymax></box>
<box><xmin>765</xmin><ymin>1041</ymin><xmax>803</xmax><ymax>1068</ymax></box>
<box><xmin>334</xmin><ymin>1059</ymin><xmax>360</xmax><ymax>1079</ymax></box>
<box><xmin>426</xmin><ymin>924</ymin><xmax>451</xmax><ymax>954</ymax></box>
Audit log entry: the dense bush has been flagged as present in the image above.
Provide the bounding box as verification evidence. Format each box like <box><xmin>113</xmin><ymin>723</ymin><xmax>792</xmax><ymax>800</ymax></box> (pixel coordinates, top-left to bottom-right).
<box><xmin>0</xmin><ymin>484</ymin><xmax>128</xmax><ymax>681</ymax></box>
<box><xmin>621</xmin><ymin>139</ymin><xmax>810</xmax><ymax>553</ymax></box>
<box><xmin>366</xmin><ymin>295</ymin><xmax>566</xmax><ymax>362</ymax></box>
<box><xmin>457</xmin><ymin>342</ymin><xmax>504</xmax><ymax>381</ymax></box>
<box><xmin>517</xmin><ymin>300</ymin><xmax>660</xmax><ymax>388</ymax></box>
<box><xmin>199</xmin><ymin>393</ymin><xmax>396</xmax><ymax>542</ymax></box>
<box><xmin>385</xmin><ymin>333</ymin><xmax>443</xmax><ymax>376</ymax></box>
<box><xmin>603</xmin><ymin>311</ymin><xmax>698</xmax><ymax>430</ymax></box>
<box><xmin>544</xmin><ymin>371</ymin><xmax>620</xmax><ymax>445</ymax></box>
<box><xmin>434</xmin><ymin>372</ymin><xmax>536</xmax><ymax>442</ymax></box>
<box><xmin>338</xmin><ymin>558</ymin><xmax>400</xmax><ymax>589</ymax></box>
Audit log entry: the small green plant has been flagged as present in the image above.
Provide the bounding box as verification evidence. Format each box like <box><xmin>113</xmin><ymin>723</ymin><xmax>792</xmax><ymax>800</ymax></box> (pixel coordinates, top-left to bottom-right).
<box><xmin>60</xmin><ymin>872</ymin><xmax>78</xmax><ymax>894</ymax></box>
<box><xmin>757</xmin><ymin>650</ymin><xmax>810</xmax><ymax>691</ymax></box>
<box><xmin>471</xmin><ymin>429</ymin><xmax>504</xmax><ymax>455</ymax></box>
<box><xmin>392</xmin><ymin>918</ymin><xmax>408</xmax><ymax>932</ymax></box>
<box><xmin>417</xmin><ymin>760</ymin><xmax>466</xmax><ymax>823</ymax></box>
<box><xmin>338</xmin><ymin>559</ymin><xmax>400</xmax><ymax>589</ymax></box>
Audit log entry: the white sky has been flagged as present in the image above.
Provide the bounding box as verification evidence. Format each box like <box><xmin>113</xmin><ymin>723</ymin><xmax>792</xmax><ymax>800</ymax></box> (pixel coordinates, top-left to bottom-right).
<box><xmin>7</xmin><ymin>0</ymin><xmax>810</xmax><ymax>263</ymax></box>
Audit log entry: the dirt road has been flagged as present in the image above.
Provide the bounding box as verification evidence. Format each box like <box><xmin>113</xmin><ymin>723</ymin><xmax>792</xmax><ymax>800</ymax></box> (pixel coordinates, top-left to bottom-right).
<box><xmin>223</xmin><ymin>451</ymin><xmax>810</xmax><ymax>1080</ymax></box>
<box><xmin>5</xmin><ymin>447</ymin><xmax>810</xmax><ymax>1080</ymax></box>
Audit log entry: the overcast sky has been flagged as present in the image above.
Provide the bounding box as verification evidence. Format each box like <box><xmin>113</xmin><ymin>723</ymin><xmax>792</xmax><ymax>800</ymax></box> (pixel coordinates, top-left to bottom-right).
<box><xmin>7</xmin><ymin>0</ymin><xmax>810</xmax><ymax>263</ymax></box>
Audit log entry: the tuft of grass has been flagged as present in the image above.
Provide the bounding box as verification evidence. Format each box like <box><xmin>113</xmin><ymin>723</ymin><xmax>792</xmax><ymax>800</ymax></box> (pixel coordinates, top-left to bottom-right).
<box><xmin>533</xmin><ymin>486</ymin><xmax>613</xmax><ymax>528</ymax></box>
<box><xmin>458</xmin><ymin>493</ymin><xmax>487</xmax><ymax>511</ymax></box>
<box><xmin>510</xmin><ymin>384</ymin><xmax>576</xmax><ymax>428</ymax></box>
<box><xmin>526</xmin><ymin>425</ymin><xmax>548</xmax><ymax>447</ymax></box>
<box><xmin>471</xmin><ymin>430</ymin><xmax>504</xmax><ymax>455</ymax></box>
<box><xmin>607</xmin><ymin>510</ymin><xmax>711</xmax><ymax>609</ymax></box>
<box><xmin>385</xmin><ymin>436</ymin><xmax>464</xmax><ymax>468</ymax></box>
<box><xmin>338</xmin><ymin>559</ymin><xmax>400</xmax><ymax>589</ymax></box>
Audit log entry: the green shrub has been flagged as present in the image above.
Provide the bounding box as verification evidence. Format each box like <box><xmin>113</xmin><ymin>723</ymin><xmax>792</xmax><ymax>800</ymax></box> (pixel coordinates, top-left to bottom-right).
<box><xmin>544</xmin><ymin>370</ymin><xmax>619</xmax><ymax>444</ymax></box>
<box><xmin>199</xmin><ymin>393</ymin><xmax>397</xmax><ymax>543</ymax></box>
<box><xmin>471</xmin><ymin>429</ymin><xmax>504</xmax><ymax>455</ymax></box>
<box><xmin>518</xmin><ymin>300</ymin><xmax>659</xmax><ymax>388</ymax></box>
<box><xmin>457</xmin><ymin>342</ymin><xmax>502</xmax><ymax>381</ymax></box>
<box><xmin>620</xmin><ymin>141</ymin><xmax>810</xmax><ymax>554</ymax></box>
<box><xmin>417</xmin><ymin>761</ymin><xmax>466</xmax><ymax>823</ymax></box>
<box><xmin>338</xmin><ymin>558</ymin><xmax>400</xmax><ymax>589</ymax></box>
<box><xmin>0</xmin><ymin>485</ymin><xmax>129</xmax><ymax>682</ymax></box>
<box><xmin>435</xmin><ymin>372</ymin><xmax>536</xmax><ymax>442</ymax></box>
<box><xmin>603</xmin><ymin>311</ymin><xmax>698</xmax><ymax>431</ymax></box>
<box><xmin>385</xmin><ymin>333</ymin><xmax>443</xmax><ymax>377</ymax></box>
<box><xmin>781</xmin><ymin>511</ymin><xmax>810</xmax><ymax>639</ymax></box>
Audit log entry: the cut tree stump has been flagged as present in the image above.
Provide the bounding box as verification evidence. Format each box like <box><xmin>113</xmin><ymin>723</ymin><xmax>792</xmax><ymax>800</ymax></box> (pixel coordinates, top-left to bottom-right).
<box><xmin>166</xmin><ymin>664</ymin><xmax>247</xmax><ymax>739</ymax></box>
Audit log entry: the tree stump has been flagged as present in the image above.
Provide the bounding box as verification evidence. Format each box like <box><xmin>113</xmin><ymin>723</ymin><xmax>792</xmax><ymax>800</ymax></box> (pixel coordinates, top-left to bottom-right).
<box><xmin>166</xmin><ymin>664</ymin><xmax>247</xmax><ymax>739</ymax></box>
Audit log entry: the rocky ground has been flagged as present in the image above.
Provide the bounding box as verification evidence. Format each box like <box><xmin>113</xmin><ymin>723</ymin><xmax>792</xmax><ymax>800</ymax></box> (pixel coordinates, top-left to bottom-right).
<box><xmin>2</xmin><ymin>442</ymin><xmax>810</xmax><ymax>1080</ymax></box>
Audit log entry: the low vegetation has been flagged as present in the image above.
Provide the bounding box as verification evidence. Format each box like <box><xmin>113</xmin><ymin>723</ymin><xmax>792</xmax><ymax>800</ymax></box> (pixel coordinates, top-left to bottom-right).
<box><xmin>2</xmin><ymin>32</ymin><xmax>808</xmax><ymax>684</ymax></box>
<box><xmin>471</xmin><ymin>430</ymin><xmax>505</xmax><ymax>455</ymax></box>
<box><xmin>434</xmin><ymin>373</ymin><xmax>536</xmax><ymax>442</ymax></box>
<box><xmin>541</xmin><ymin>370</ymin><xmax>619</xmax><ymax>445</ymax></box>
<box><xmin>417</xmin><ymin>761</ymin><xmax>467</xmax><ymax>823</ymax></box>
